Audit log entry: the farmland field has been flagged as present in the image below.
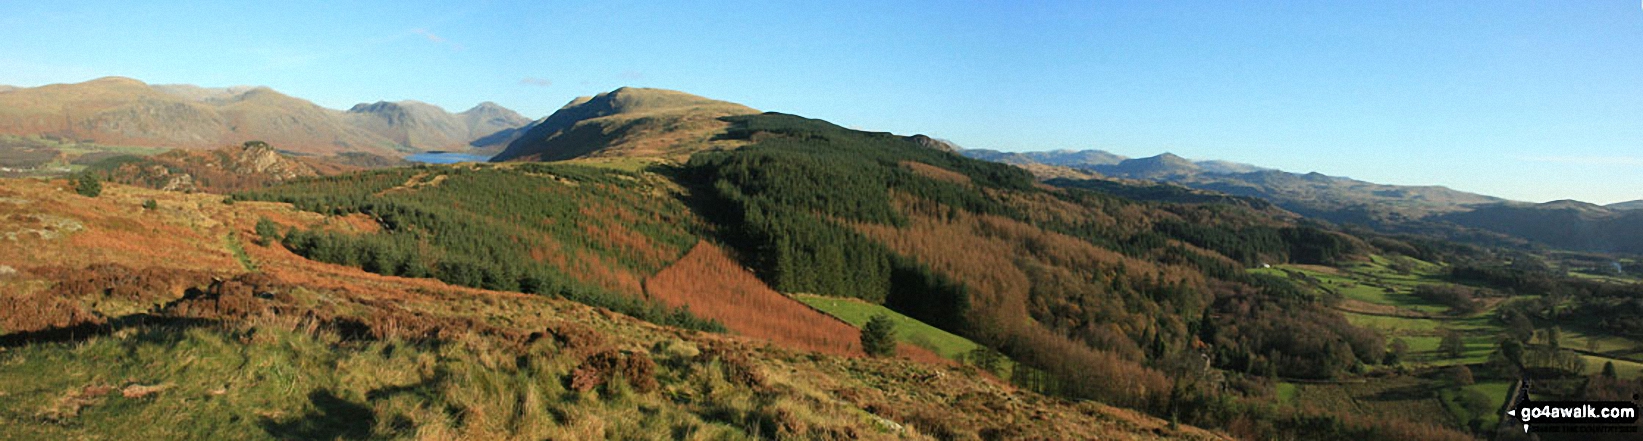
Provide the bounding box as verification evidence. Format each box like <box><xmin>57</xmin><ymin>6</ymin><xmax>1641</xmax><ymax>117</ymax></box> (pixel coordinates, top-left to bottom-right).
<box><xmin>1257</xmin><ymin>253</ymin><xmax>1643</xmax><ymax>436</ymax></box>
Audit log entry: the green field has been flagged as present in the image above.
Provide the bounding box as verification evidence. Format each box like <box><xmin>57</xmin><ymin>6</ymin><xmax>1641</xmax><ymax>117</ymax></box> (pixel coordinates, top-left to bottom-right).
<box><xmin>1287</xmin><ymin>376</ymin><xmax>1455</xmax><ymax>428</ymax></box>
<box><xmin>1439</xmin><ymin>380</ymin><xmax>1513</xmax><ymax>430</ymax></box>
<box><xmin>1344</xmin><ymin>313</ymin><xmax>1502</xmax><ymax>366</ymax></box>
<box><xmin>1569</xmin><ymin>271</ymin><xmax>1639</xmax><ymax>284</ymax></box>
<box><xmin>1560</xmin><ymin>326</ymin><xmax>1643</xmax><ymax>362</ymax></box>
<box><xmin>0</xmin><ymin>137</ymin><xmax>171</xmax><ymax>177</ymax></box>
<box><xmin>1266</xmin><ymin>257</ymin><xmax>1454</xmax><ymax>315</ymax></box>
<box><xmin>1275</xmin><ymin>382</ymin><xmax>1298</xmax><ymax>406</ymax></box>
<box><xmin>1267</xmin><ymin>256</ymin><xmax>1517</xmax><ymax>368</ymax></box>
<box><xmin>792</xmin><ymin>293</ymin><xmax>1010</xmax><ymax>374</ymax></box>
<box><xmin>1580</xmin><ymin>356</ymin><xmax>1643</xmax><ymax>378</ymax></box>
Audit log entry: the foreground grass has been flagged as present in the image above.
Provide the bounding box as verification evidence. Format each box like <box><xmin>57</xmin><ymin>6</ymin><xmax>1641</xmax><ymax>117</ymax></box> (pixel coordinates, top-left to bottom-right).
<box><xmin>0</xmin><ymin>323</ymin><xmax>802</xmax><ymax>440</ymax></box>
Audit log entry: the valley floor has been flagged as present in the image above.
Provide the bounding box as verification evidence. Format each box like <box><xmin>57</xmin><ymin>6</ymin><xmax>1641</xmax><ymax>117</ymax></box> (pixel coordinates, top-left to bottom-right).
<box><xmin>1257</xmin><ymin>254</ymin><xmax>1643</xmax><ymax>435</ymax></box>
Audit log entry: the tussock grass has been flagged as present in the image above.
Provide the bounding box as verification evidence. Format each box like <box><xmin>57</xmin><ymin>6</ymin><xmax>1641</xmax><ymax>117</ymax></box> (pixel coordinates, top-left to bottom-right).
<box><xmin>0</xmin><ymin>323</ymin><xmax>763</xmax><ymax>440</ymax></box>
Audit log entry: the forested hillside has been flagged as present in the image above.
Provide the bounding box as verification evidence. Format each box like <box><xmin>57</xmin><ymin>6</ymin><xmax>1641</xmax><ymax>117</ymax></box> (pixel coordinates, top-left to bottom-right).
<box><xmin>235</xmin><ymin>162</ymin><xmax>720</xmax><ymax>331</ymax></box>
<box><xmin>222</xmin><ymin>106</ymin><xmax>1476</xmax><ymax>438</ymax></box>
<box><xmin>681</xmin><ymin>112</ymin><xmax>1467</xmax><ymax>439</ymax></box>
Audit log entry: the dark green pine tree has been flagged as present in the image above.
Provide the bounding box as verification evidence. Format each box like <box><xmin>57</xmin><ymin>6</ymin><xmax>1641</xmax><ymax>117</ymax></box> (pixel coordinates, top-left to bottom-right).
<box><xmin>861</xmin><ymin>314</ymin><xmax>897</xmax><ymax>357</ymax></box>
<box><xmin>76</xmin><ymin>173</ymin><xmax>102</xmax><ymax>197</ymax></box>
<box><xmin>254</xmin><ymin>217</ymin><xmax>280</xmax><ymax>246</ymax></box>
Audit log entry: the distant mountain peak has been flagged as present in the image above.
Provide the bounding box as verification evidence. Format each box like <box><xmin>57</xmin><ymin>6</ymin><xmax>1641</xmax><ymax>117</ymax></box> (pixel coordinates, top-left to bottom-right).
<box><xmin>580</xmin><ymin>87</ymin><xmax>752</xmax><ymax>116</ymax></box>
<box><xmin>1142</xmin><ymin>152</ymin><xmax>1194</xmax><ymax>166</ymax></box>
<box><xmin>1536</xmin><ymin>199</ymin><xmax>1606</xmax><ymax>212</ymax></box>
<box><xmin>491</xmin><ymin>87</ymin><xmax>758</xmax><ymax>162</ymax></box>
<box><xmin>1103</xmin><ymin>153</ymin><xmax>1201</xmax><ymax>179</ymax></box>
<box><xmin>906</xmin><ymin>134</ymin><xmax>960</xmax><ymax>153</ymax></box>
<box><xmin>232</xmin><ymin>86</ymin><xmax>289</xmax><ymax>102</ymax></box>
<box><xmin>345</xmin><ymin>99</ymin><xmax>530</xmax><ymax>151</ymax></box>
<box><xmin>464</xmin><ymin>101</ymin><xmax>510</xmax><ymax>114</ymax></box>
<box><xmin>88</xmin><ymin>76</ymin><xmax>147</xmax><ymax>86</ymax></box>
<box><xmin>1608</xmin><ymin>200</ymin><xmax>1643</xmax><ymax>211</ymax></box>
<box><xmin>347</xmin><ymin>101</ymin><xmax>397</xmax><ymax>113</ymax></box>
<box><xmin>153</xmin><ymin>84</ymin><xmax>260</xmax><ymax>102</ymax></box>
<box><xmin>348</xmin><ymin>100</ymin><xmax>446</xmax><ymax>112</ymax></box>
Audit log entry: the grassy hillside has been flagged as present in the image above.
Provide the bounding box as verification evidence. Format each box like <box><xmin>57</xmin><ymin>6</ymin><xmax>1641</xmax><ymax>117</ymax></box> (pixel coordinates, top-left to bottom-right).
<box><xmin>794</xmin><ymin>294</ymin><xmax>1006</xmax><ymax>373</ymax></box>
<box><xmin>490</xmin><ymin>87</ymin><xmax>758</xmax><ymax>163</ymax></box>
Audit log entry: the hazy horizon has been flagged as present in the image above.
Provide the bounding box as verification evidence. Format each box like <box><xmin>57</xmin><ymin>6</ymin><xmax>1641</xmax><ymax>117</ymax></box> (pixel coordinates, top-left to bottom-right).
<box><xmin>2</xmin><ymin>1</ymin><xmax>1639</xmax><ymax>204</ymax></box>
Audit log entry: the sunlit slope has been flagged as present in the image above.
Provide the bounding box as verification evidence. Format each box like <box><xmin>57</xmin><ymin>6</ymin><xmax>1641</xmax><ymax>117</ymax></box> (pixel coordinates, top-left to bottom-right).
<box><xmin>490</xmin><ymin>87</ymin><xmax>759</xmax><ymax>163</ymax></box>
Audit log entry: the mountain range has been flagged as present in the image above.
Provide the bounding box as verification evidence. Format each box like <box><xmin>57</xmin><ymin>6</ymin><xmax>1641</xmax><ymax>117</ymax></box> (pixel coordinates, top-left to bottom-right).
<box><xmin>961</xmin><ymin>148</ymin><xmax>1643</xmax><ymax>253</ymax></box>
<box><xmin>0</xmin><ymin>77</ymin><xmax>532</xmax><ymax>156</ymax></box>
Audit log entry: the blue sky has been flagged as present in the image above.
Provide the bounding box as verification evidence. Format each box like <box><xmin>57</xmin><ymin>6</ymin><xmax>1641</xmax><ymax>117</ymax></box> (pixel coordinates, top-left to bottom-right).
<box><xmin>1</xmin><ymin>1</ymin><xmax>1639</xmax><ymax>204</ymax></box>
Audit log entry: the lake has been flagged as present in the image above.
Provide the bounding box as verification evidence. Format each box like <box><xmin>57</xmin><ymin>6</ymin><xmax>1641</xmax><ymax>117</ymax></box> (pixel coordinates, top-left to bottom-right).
<box><xmin>406</xmin><ymin>152</ymin><xmax>492</xmax><ymax>164</ymax></box>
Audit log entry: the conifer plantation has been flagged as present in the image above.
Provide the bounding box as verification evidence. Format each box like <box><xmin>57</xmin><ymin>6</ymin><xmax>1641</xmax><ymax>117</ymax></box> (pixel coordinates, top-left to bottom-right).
<box><xmin>236</xmin><ymin>163</ymin><xmax>723</xmax><ymax>331</ymax></box>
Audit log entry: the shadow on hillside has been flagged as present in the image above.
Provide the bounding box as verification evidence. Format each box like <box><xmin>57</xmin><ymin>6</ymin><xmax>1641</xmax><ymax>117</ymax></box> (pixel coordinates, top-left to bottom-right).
<box><xmin>653</xmin><ymin>163</ymin><xmax>758</xmax><ymax>264</ymax></box>
<box><xmin>0</xmin><ymin>314</ymin><xmax>219</xmax><ymax>348</ymax></box>
<box><xmin>260</xmin><ymin>390</ymin><xmax>377</xmax><ymax>440</ymax></box>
